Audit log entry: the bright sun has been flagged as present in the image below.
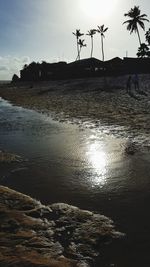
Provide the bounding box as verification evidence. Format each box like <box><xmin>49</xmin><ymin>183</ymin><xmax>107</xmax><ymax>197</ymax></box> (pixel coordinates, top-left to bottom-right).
<box><xmin>79</xmin><ymin>0</ymin><xmax>117</xmax><ymax>20</ymax></box>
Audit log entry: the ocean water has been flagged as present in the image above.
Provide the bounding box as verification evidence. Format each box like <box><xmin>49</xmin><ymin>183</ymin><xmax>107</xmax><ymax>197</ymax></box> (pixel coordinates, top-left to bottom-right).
<box><xmin>0</xmin><ymin>80</ymin><xmax>10</xmax><ymax>84</ymax></box>
<box><xmin>0</xmin><ymin>97</ymin><xmax>150</xmax><ymax>266</ymax></box>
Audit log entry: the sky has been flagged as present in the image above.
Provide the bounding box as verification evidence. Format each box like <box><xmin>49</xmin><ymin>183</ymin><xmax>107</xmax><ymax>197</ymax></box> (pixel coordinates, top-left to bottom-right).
<box><xmin>0</xmin><ymin>0</ymin><xmax>150</xmax><ymax>80</ymax></box>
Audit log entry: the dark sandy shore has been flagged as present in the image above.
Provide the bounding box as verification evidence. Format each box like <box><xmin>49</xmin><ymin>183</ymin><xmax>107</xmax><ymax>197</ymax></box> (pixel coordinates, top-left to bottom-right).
<box><xmin>0</xmin><ymin>75</ymin><xmax>150</xmax><ymax>146</ymax></box>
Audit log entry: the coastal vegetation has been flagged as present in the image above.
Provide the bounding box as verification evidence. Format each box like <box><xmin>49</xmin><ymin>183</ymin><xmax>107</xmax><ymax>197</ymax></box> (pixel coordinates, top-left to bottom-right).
<box><xmin>11</xmin><ymin>6</ymin><xmax>150</xmax><ymax>81</ymax></box>
<box><xmin>86</xmin><ymin>29</ymin><xmax>97</xmax><ymax>58</ymax></box>
<box><xmin>77</xmin><ymin>38</ymin><xmax>87</xmax><ymax>60</ymax></box>
<box><xmin>123</xmin><ymin>6</ymin><xmax>149</xmax><ymax>46</ymax></box>
<box><xmin>72</xmin><ymin>6</ymin><xmax>149</xmax><ymax>61</ymax></box>
<box><xmin>145</xmin><ymin>28</ymin><xmax>150</xmax><ymax>44</ymax></box>
<box><xmin>96</xmin><ymin>24</ymin><xmax>108</xmax><ymax>62</ymax></box>
<box><xmin>72</xmin><ymin>29</ymin><xmax>84</xmax><ymax>60</ymax></box>
<box><xmin>137</xmin><ymin>43</ymin><xmax>150</xmax><ymax>58</ymax></box>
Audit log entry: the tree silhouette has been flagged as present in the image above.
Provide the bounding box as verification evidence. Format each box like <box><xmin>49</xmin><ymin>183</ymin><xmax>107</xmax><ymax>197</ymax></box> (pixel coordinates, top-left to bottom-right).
<box><xmin>12</xmin><ymin>74</ymin><xmax>19</xmax><ymax>83</ymax></box>
<box><xmin>97</xmin><ymin>25</ymin><xmax>108</xmax><ymax>61</ymax></box>
<box><xmin>137</xmin><ymin>43</ymin><xmax>150</xmax><ymax>57</ymax></box>
<box><xmin>78</xmin><ymin>39</ymin><xmax>86</xmax><ymax>60</ymax></box>
<box><xmin>23</xmin><ymin>64</ymin><xmax>28</xmax><ymax>69</ymax></box>
<box><xmin>86</xmin><ymin>29</ymin><xmax>96</xmax><ymax>58</ymax></box>
<box><xmin>145</xmin><ymin>28</ymin><xmax>150</xmax><ymax>45</ymax></box>
<box><xmin>72</xmin><ymin>29</ymin><xmax>84</xmax><ymax>61</ymax></box>
<box><xmin>123</xmin><ymin>6</ymin><xmax>149</xmax><ymax>46</ymax></box>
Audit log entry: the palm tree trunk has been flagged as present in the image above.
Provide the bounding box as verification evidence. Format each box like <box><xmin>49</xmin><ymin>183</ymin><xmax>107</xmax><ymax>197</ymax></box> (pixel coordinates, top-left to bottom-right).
<box><xmin>79</xmin><ymin>46</ymin><xmax>81</xmax><ymax>60</ymax></box>
<box><xmin>101</xmin><ymin>35</ymin><xmax>104</xmax><ymax>61</ymax></box>
<box><xmin>91</xmin><ymin>36</ymin><xmax>93</xmax><ymax>58</ymax></box>
<box><xmin>76</xmin><ymin>39</ymin><xmax>78</xmax><ymax>60</ymax></box>
<box><xmin>137</xmin><ymin>26</ymin><xmax>142</xmax><ymax>46</ymax></box>
<box><xmin>76</xmin><ymin>37</ymin><xmax>80</xmax><ymax>61</ymax></box>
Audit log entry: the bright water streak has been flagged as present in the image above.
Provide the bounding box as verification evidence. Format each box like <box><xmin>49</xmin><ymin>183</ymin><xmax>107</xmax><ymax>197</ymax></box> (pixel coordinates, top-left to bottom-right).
<box><xmin>0</xmin><ymin>97</ymin><xmax>150</xmax><ymax>206</ymax></box>
<box><xmin>1</xmin><ymin>97</ymin><xmax>150</xmax><ymax>265</ymax></box>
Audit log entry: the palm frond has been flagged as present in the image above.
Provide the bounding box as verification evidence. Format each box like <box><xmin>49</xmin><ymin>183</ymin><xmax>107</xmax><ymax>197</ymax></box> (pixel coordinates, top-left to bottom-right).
<box><xmin>138</xmin><ymin>20</ymin><xmax>145</xmax><ymax>30</ymax></box>
<box><xmin>139</xmin><ymin>14</ymin><xmax>149</xmax><ymax>19</ymax></box>
<box><xmin>86</xmin><ymin>29</ymin><xmax>96</xmax><ymax>36</ymax></box>
<box><xmin>103</xmin><ymin>27</ymin><xmax>108</xmax><ymax>32</ymax></box>
<box><xmin>139</xmin><ymin>16</ymin><xmax>149</xmax><ymax>22</ymax></box>
<box><xmin>97</xmin><ymin>25</ymin><xmax>108</xmax><ymax>33</ymax></box>
<box><xmin>123</xmin><ymin>19</ymin><xmax>132</xmax><ymax>25</ymax></box>
<box><xmin>123</xmin><ymin>5</ymin><xmax>149</xmax><ymax>37</ymax></box>
<box><xmin>72</xmin><ymin>29</ymin><xmax>84</xmax><ymax>37</ymax></box>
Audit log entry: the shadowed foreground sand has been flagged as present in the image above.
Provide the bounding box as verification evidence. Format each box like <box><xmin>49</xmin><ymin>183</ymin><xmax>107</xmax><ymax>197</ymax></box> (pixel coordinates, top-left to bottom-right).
<box><xmin>0</xmin><ymin>186</ymin><xmax>123</xmax><ymax>267</ymax></box>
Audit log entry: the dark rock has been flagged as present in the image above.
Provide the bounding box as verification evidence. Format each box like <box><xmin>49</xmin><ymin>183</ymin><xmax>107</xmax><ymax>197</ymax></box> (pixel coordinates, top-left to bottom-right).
<box><xmin>0</xmin><ymin>186</ymin><xmax>124</xmax><ymax>266</ymax></box>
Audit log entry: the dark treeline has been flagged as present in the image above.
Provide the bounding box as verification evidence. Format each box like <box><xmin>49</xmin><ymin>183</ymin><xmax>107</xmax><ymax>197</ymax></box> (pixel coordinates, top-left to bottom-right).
<box><xmin>15</xmin><ymin>57</ymin><xmax>150</xmax><ymax>82</ymax></box>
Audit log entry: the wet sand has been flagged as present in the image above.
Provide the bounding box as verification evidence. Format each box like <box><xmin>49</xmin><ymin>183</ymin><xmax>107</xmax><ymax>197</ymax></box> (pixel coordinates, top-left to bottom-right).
<box><xmin>0</xmin><ymin>75</ymin><xmax>150</xmax><ymax>146</ymax></box>
<box><xmin>0</xmin><ymin>76</ymin><xmax>150</xmax><ymax>266</ymax></box>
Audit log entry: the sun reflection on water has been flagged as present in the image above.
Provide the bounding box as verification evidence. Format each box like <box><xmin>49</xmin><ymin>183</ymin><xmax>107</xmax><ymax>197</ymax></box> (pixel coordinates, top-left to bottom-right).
<box><xmin>86</xmin><ymin>138</ymin><xmax>108</xmax><ymax>187</ymax></box>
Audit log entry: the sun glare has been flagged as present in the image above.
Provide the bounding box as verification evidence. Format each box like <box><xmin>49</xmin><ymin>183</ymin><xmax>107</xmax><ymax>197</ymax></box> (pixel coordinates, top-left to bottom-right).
<box><xmin>79</xmin><ymin>0</ymin><xmax>117</xmax><ymax>20</ymax></box>
<box><xmin>86</xmin><ymin>140</ymin><xmax>108</xmax><ymax>187</ymax></box>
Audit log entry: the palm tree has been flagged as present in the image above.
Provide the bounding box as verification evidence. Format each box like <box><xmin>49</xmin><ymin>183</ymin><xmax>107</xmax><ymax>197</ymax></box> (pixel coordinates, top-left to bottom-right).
<box><xmin>97</xmin><ymin>25</ymin><xmax>108</xmax><ymax>61</ymax></box>
<box><xmin>145</xmin><ymin>28</ymin><xmax>150</xmax><ymax>45</ymax></box>
<box><xmin>86</xmin><ymin>29</ymin><xmax>96</xmax><ymax>58</ymax></box>
<box><xmin>137</xmin><ymin>43</ymin><xmax>150</xmax><ymax>57</ymax></box>
<box><xmin>123</xmin><ymin>6</ymin><xmax>149</xmax><ymax>46</ymax></box>
<box><xmin>78</xmin><ymin>39</ymin><xmax>86</xmax><ymax>60</ymax></box>
<box><xmin>72</xmin><ymin>29</ymin><xmax>84</xmax><ymax>60</ymax></box>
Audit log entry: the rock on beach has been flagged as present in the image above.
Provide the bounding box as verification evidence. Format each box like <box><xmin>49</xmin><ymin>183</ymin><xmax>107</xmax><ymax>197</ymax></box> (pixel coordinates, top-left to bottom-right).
<box><xmin>0</xmin><ymin>185</ymin><xmax>124</xmax><ymax>267</ymax></box>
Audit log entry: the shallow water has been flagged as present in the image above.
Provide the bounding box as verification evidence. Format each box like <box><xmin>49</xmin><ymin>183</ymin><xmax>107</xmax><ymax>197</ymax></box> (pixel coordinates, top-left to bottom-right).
<box><xmin>0</xmin><ymin>97</ymin><xmax>150</xmax><ymax>266</ymax></box>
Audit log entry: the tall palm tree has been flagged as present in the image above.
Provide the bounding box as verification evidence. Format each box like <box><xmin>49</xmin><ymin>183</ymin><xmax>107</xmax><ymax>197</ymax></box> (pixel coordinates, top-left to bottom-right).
<box><xmin>78</xmin><ymin>39</ymin><xmax>86</xmax><ymax>60</ymax></box>
<box><xmin>97</xmin><ymin>25</ymin><xmax>108</xmax><ymax>61</ymax></box>
<box><xmin>86</xmin><ymin>29</ymin><xmax>96</xmax><ymax>58</ymax></box>
<box><xmin>137</xmin><ymin>43</ymin><xmax>149</xmax><ymax>57</ymax></box>
<box><xmin>72</xmin><ymin>29</ymin><xmax>84</xmax><ymax>61</ymax></box>
<box><xmin>123</xmin><ymin>6</ymin><xmax>149</xmax><ymax>46</ymax></box>
<box><xmin>145</xmin><ymin>28</ymin><xmax>150</xmax><ymax>45</ymax></box>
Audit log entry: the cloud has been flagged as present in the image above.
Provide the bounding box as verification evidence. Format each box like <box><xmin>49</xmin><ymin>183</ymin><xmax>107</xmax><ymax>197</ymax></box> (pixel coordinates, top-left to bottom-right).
<box><xmin>0</xmin><ymin>66</ymin><xmax>9</xmax><ymax>71</ymax></box>
<box><xmin>0</xmin><ymin>56</ymin><xmax>30</xmax><ymax>80</ymax></box>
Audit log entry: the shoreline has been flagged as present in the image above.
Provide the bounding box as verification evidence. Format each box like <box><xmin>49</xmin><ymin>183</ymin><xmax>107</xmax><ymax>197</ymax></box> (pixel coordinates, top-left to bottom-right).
<box><xmin>0</xmin><ymin>76</ymin><xmax>150</xmax><ymax>146</ymax></box>
<box><xmin>1</xmin><ymin>77</ymin><xmax>150</xmax><ymax>266</ymax></box>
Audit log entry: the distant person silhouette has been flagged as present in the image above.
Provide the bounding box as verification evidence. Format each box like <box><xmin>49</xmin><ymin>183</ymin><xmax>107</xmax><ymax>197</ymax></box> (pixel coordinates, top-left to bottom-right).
<box><xmin>126</xmin><ymin>75</ymin><xmax>132</xmax><ymax>94</ymax></box>
<box><xmin>133</xmin><ymin>74</ymin><xmax>139</xmax><ymax>92</ymax></box>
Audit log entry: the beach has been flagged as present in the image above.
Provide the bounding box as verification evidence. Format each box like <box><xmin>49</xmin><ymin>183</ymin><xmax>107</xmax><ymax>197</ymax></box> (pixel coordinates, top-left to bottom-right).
<box><xmin>0</xmin><ymin>75</ymin><xmax>150</xmax><ymax>147</ymax></box>
<box><xmin>0</xmin><ymin>75</ymin><xmax>150</xmax><ymax>267</ymax></box>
